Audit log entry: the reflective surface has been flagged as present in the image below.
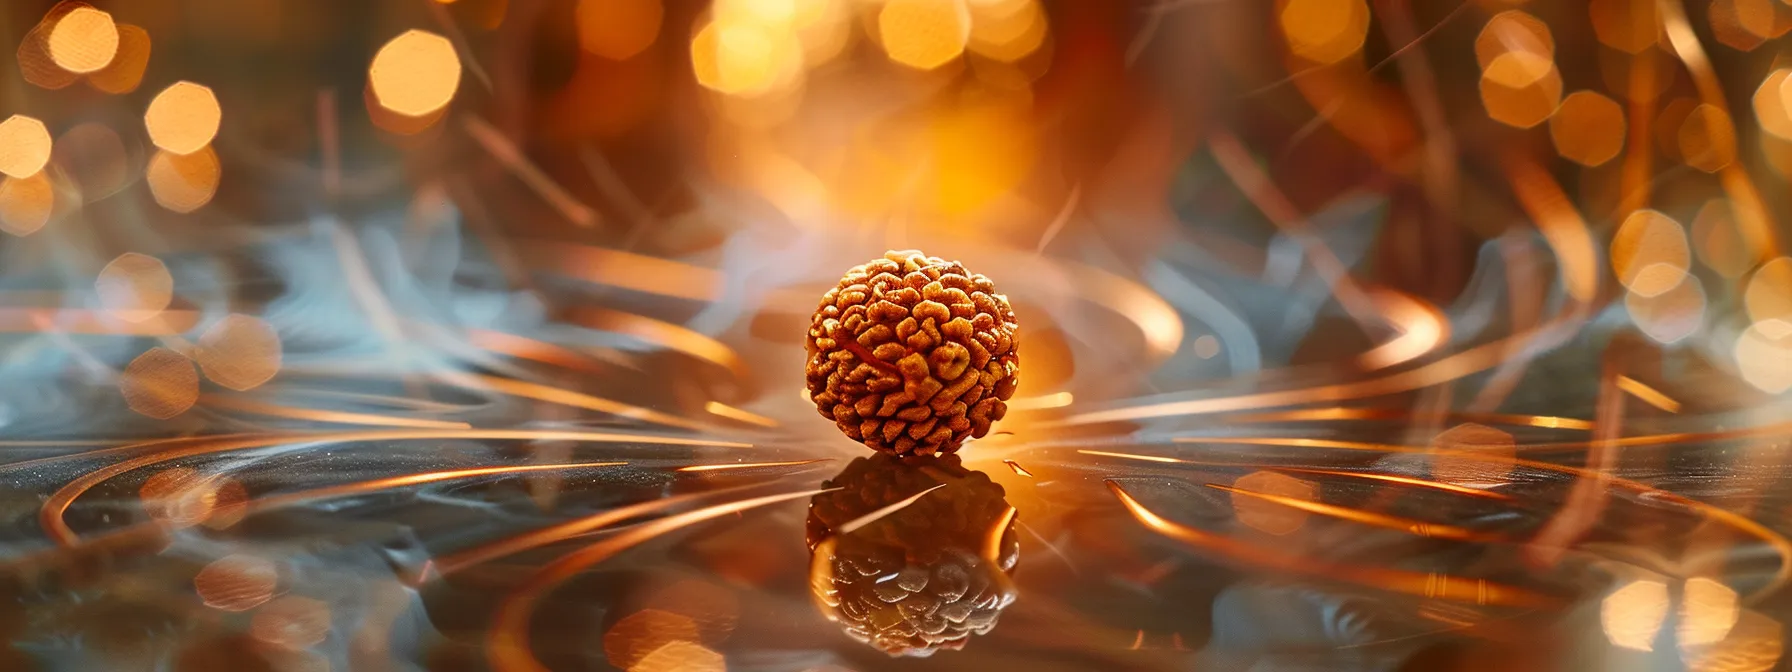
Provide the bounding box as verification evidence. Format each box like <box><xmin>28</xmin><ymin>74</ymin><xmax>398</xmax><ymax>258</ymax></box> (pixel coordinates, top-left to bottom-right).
<box><xmin>3</xmin><ymin>1</ymin><xmax>1792</xmax><ymax>671</ymax></box>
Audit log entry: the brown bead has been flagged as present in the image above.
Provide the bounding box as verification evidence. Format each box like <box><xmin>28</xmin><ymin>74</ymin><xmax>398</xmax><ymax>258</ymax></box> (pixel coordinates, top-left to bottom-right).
<box><xmin>806</xmin><ymin>251</ymin><xmax>1019</xmax><ymax>457</ymax></box>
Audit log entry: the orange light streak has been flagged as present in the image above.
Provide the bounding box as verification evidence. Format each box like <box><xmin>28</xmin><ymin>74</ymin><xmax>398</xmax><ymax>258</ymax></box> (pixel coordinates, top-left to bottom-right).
<box><xmin>983</xmin><ymin>505</ymin><xmax>1017</xmax><ymax>562</ymax></box>
<box><xmin>1002</xmin><ymin>459</ymin><xmax>1033</xmax><ymax>477</ymax></box>
<box><xmin>200</xmin><ymin>394</ymin><xmax>474</xmax><ymax>429</ymax></box>
<box><xmin>1223</xmin><ymin>406</ymin><xmax>1593</xmax><ymax>431</ymax></box>
<box><xmin>519</xmin><ymin>242</ymin><xmax>723</xmax><ymax>302</ymax></box>
<box><xmin>675</xmin><ymin>459</ymin><xmax>827</xmax><ymax>472</ymax></box>
<box><xmin>1206</xmin><ymin>483</ymin><xmax>1491</xmax><ymax>541</ymax></box>
<box><xmin>486</xmin><ymin>488</ymin><xmax>833</xmax><ymax>672</ymax></box>
<box><xmin>247</xmin><ymin>462</ymin><xmax>626</xmax><ymax>512</ymax></box>
<box><xmin>1110</xmin><ymin>482</ymin><xmax>1551</xmax><ymax>607</ymax></box>
<box><xmin>462</xmin><ymin>117</ymin><xmax>598</xmax><ymax>228</ymax></box>
<box><xmin>441</xmin><ymin>371</ymin><xmax>706</xmax><ymax>430</ymax></box>
<box><xmin>38</xmin><ymin>429</ymin><xmax>750</xmax><ymax>545</ymax></box>
<box><xmin>1615</xmin><ymin>375</ymin><xmax>1681</xmax><ymax>413</ymax></box>
<box><xmin>702</xmin><ymin>401</ymin><xmax>778</xmax><ymax>428</ymax></box>
<box><xmin>837</xmin><ymin>484</ymin><xmax>946</xmax><ymax>535</ymax></box>
<box><xmin>1504</xmin><ymin>154</ymin><xmax>1599</xmax><ymax>304</ymax></box>
<box><xmin>1078</xmin><ymin>449</ymin><xmax>1509</xmax><ymax>499</ymax></box>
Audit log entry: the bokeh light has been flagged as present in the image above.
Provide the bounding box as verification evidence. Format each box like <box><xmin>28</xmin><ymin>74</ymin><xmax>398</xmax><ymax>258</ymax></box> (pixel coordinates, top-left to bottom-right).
<box><xmin>144</xmin><ymin>81</ymin><xmax>221</xmax><ymax>155</ymax></box>
<box><xmin>195</xmin><ymin>314</ymin><xmax>282</xmax><ymax>391</ymax></box>
<box><xmin>1428</xmin><ymin>423</ymin><xmax>1516</xmax><ymax>487</ymax></box>
<box><xmin>645</xmin><ymin>580</ymin><xmax>740</xmax><ymax>645</ymax></box>
<box><xmin>1753</xmin><ymin>69</ymin><xmax>1792</xmax><ymax>139</ymax></box>
<box><xmin>370</xmin><ymin>30</ymin><xmax>463</xmax><ymax>118</ymax></box>
<box><xmin>96</xmin><ymin>252</ymin><xmax>174</xmax><ymax>322</ymax></box>
<box><xmin>1548</xmin><ymin>91</ymin><xmax>1624</xmax><ymax>166</ymax></box>
<box><xmin>1230</xmin><ymin>470</ymin><xmax>1316</xmax><ymax>535</ymax></box>
<box><xmin>1602</xmin><ymin>578</ymin><xmax>1669</xmax><ymax>651</ymax></box>
<box><xmin>194</xmin><ymin>555</ymin><xmax>279</xmax><ymax>612</ymax></box>
<box><xmin>1678</xmin><ymin>104</ymin><xmax>1736</xmax><ymax>173</ymax></box>
<box><xmin>1692</xmin><ymin>200</ymin><xmax>1753</xmax><ymax>278</ymax></box>
<box><xmin>691</xmin><ymin>17</ymin><xmax>805</xmax><ymax>97</ymax></box>
<box><xmin>0</xmin><ymin>115</ymin><xmax>54</xmax><ymax>179</ymax></box>
<box><xmin>576</xmin><ymin>0</ymin><xmax>662</xmax><ymax>60</ymax></box>
<box><xmin>1611</xmin><ymin>209</ymin><xmax>1689</xmax><ymax>298</ymax></box>
<box><xmin>1589</xmin><ymin>0</ymin><xmax>1662</xmax><ymax>54</ymax></box>
<box><xmin>1735</xmin><ymin>319</ymin><xmax>1792</xmax><ymax>394</ymax></box>
<box><xmin>140</xmin><ymin>467</ymin><xmax>217</xmax><ymax>526</ymax></box>
<box><xmin>1625</xmin><ymin>275</ymin><xmax>1705</xmax><ymax>344</ymax></box>
<box><xmin>0</xmin><ymin>173</ymin><xmax>55</xmax><ymax>237</ymax></box>
<box><xmin>1744</xmin><ymin>257</ymin><xmax>1792</xmax><ymax>324</ymax></box>
<box><xmin>604</xmin><ymin>609</ymin><xmax>700</xmax><ymax>669</ymax></box>
<box><xmin>1679</xmin><ymin>577</ymin><xmax>1740</xmax><ymax>647</ymax></box>
<box><xmin>1709</xmin><ymin>0</ymin><xmax>1789</xmax><ymax>51</ymax></box>
<box><xmin>46</xmin><ymin>6</ymin><xmax>118</xmax><ymax>74</ymax></box>
<box><xmin>146</xmin><ymin>146</ymin><xmax>221</xmax><ymax>213</ymax></box>
<box><xmin>879</xmin><ymin>0</ymin><xmax>972</xmax><ymax>70</ymax></box>
<box><xmin>120</xmin><ymin>347</ymin><xmax>198</xmax><ymax>419</ymax></box>
<box><xmin>1480</xmin><ymin>51</ymin><xmax>1562</xmax><ymax>128</ymax></box>
<box><xmin>968</xmin><ymin>0</ymin><xmax>1047</xmax><ymax>63</ymax></box>
<box><xmin>1680</xmin><ymin>609</ymin><xmax>1785</xmax><ymax>672</ymax></box>
<box><xmin>1193</xmin><ymin>334</ymin><xmax>1221</xmax><ymax>359</ymax></box>
<box><xmin>17</xmin><ymin>5</ymin><xmax>81</xmax><ymax>90</ymax></box>
<box><xmin>1476</xmin><ymin>10</ymin><xmax>1553</xmax><ymax>70</ymax></box>
<box><xmin>1279</xmin><ymin>0</ymin><xmax>1370</xmax><ymax>65</ymax></box>
<box><xmin>250</xmin><ymin>596</ymin><xmax>332</xmax><ymax>649</ymax></box>
<box><xmin>88</xmin><ymin>23</ymin><xmax>151</xmax><ymax>94</ymax></box>
<box><xmin>630</xmin><ymin>640</ymin><xmax>724</xmax><ymax>672</ymax></box>
<box><xmin>53</xmin><ymin>123</ymin><xmax>129</xmax><ymax>200</ymax></box>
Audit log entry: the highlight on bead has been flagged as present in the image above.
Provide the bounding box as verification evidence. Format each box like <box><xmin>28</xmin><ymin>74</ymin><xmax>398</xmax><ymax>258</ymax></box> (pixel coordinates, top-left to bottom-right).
<box><xmin>805</xmin><ymin>250</ymin><xmax>1019</xmax><ymax>457</ymax></box>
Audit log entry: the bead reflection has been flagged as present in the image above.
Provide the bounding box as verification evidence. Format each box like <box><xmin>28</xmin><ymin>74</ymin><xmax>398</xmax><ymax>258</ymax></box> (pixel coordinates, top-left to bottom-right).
<box><xmin>805</xmin><ymin>453</ymin><xmax>1018</xmax><ymax>657</ymax></box>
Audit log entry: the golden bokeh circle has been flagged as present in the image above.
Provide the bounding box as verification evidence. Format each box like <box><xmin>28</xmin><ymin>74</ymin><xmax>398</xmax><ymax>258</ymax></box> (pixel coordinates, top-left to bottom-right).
<box><xmin>0</xmin><ymin>115</ymin><xmax>54</xmax><ymax>179</ymax></box>
<box><xmin>145</xmin><ymin>81</ymin><xmax>222</xmax><ymax>155</ymax></box>
<box><xmin>196</xmin><ymin>313</ymin><xmax>282</xmax><ymax>391</ymax></box>
<box><xmin>96</xmin><ymin>252</ymin><xmax>174</xmax><ymax>322</ymax></box>
<box><xmin>1611</xmin><ymin>209</ymin><xmax>1690</xmax><ymax>298</ymax></box>
<box><xmin>1480</xmin><ymin>51</ymin><xmax>1562</xmax><ymax>129</ymax></box>
<box><xmin>195</xmin><ymin>555</ymin><xmax>279</xmax><ymax>612</ymax></box>
<box><xmin>1549</xmin><ymin>90</ymin><xmax>1625</xmax><ymax>166</ymax></box>
<box><xmin>369</xmin><ymin>30</ymin><xmax>464</xmax><ymax>117</ymax></box>
<box><xmin>1476</xmin><ymin>10</ymin><xmax>1554</xmax><ymax>70</ymax></box>
<box><xmin>879</xmin><ymin>0</ymin><xmax>972</xmax><ymax>71</ymax></box>
<box><xmin>1280</xmin><ymin>0</ymin><xmax>1370</xmax><ymax>65</ymax></box>
<box><xmin>120</xmin><ymin>347</ymin><xmax>199</xmax><ymax>420</ymax></box>
<box><xmin>576</xmin><ymin>0</ymin><xmax>663</xmax><ymax>61</ymax></box>
<box><xmin>1745</xmin><ymin>257</ymin><xmax>1792</xmax><ymax>324</ymax></box>
<box><xmin>0</xmin><ymin>173</ymin><xmax>55</xmax><ymax>237</ymax></box>
<box><xmin>46</xmin><ymin>7</ymin><xmax>118</xmax><ymax>74</ymax></box>
<box><xmin>146</xmin><ymin>147</ymin><xmax>221</xmax><ymax>213</ymax></box>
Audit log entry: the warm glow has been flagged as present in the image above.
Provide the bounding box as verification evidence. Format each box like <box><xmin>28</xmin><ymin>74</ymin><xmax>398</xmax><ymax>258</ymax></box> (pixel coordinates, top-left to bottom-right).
<box><xmin>1735</xmin><ymin>320</ymin><xmax>1792</xmax><ymax>394</ymax></box>
<box><xmin>120</xmin><ymin>347</ymin><xmax>199</xmax><ymax>420</ymax></box>
<box><xmin>140</xmin><ymin>467</ymin><xmax>218</xmax><ymax>526</ymax></box>
<box><xmin>968</xmin><ymin>0</ymin><xmax>1047</xmax><ymax>63</ymax></box>
<box><xmin>1745</xmin><ymin>257</ymin><xmax>1792</xmax><ymax>324</ymax></box>
<box><xmin>576</xmin><ymin>0</ymin><xmax>663</xmax><ymax>60</ymax></box>
<box><xmin>1428</xmin><ymin>423</ymin><xmax>1516</xmax><ymax>487</ymax></box>
<box><xmin>0</xmin><ymin>173</ymin><xmax>54</xmax><ymax>236</ymax></box>
<box><xmin>97</xmin><ymin>252</ymin><xmax>174</xmax><ymax>322</ymax></box>
<box><xmin>1611</xmin><ymin>209</ymin><xmax>1689</xmax><ymax>298</ymax></box>
<box><xmin>1603</xmin><ymin>578</ymin><xmax>1669</xmax><ymax>651</ymax></box>
<box><xmin>146</xmin><ymin>146</ymin><xmax>221</xmax><ymax>213</ymax></box>
<box><xmin>0</xmin><ymin>115</ymin><xmax>53</xmax><ymax>179</ymax></box>
<box><xmin>1679</xmin><ymin>104</ymin><xmax>1736</xmax><ymax>173</ymax></box>
<box><xmin>691</xmin><ymin>17</ymin><xmax>805</xmax><ymax>97</ymax></box>
<box><xmin>1589</xmin><ymin>0</ymin><xmax>1662</xmax><ymax>54</ymax></box>
<box><xmin>89</xmin><ymin>23</ymin><xmax>151</xmax><ymax>94</ymax></box>
<box><xmin>144</xmin><ymin>81</ymin><xmax>222</xmax><ymax>155</ymax></box>
<box><xmin>1679</xmin><ymin>578</ymin><xmax>1740</xmax><ymax>648</ymax></box>
<box><xmin>1230</xmin><ymin>470</ymin><xmax>1316</xmax><ymax>535</ymax></box>
<box><xmin>1280</xmin><ymin>0</ymin><xmax>1370</xmax><ymax>65</ymax></box>
<box><xmin>1480</xmin><ymin>51</ymin><xmax>1562</xmax><ymax>128</ymax></box>
<box><xmin>369</xmin><ymin>30</ymin><xmax>463</xmax><ymax>117</ymax></box>
<box><xmin>1680</xmin><ymin>609</ymin><xmax>1785</xmax><ymax>672</ymax></box>
<box><xmin>55</xmin><ymin>123</ymin><xmax>128</xmax><ymax>199</ymax></box>
<box><xmin>1626</xmin><ymin>276</ymin><xmax>1705</xmax><ymax>344</ymax></box>
<box><xmin>879</xmin><ymin>0</ymin><xmax>972</xmax><ymax>70</ymax></box>
<box><xmin>631</xmin><ymin>641</ymin><xmax>725</xmax><ymax>672</ymax></box>
<box><xmin>1193</xmin><ymin>334</ymin><xmax>1221</xmax><ymax>359</ymax></box>
<box><xmin>1693</xmin><ymin>199</ymin><xmax>1754</xmax><ymax>278</ymax></box>
<box><xmin>46</xmin><ymin>7</ymin><xmax>118</xmax><ymax>74</ymax></box>
<box><xmin>1709</xmin><ymin>0</ymin><xmax>1788</xmax><ymax>51</ymax></box>
<box><xmin>1549</xmin><ymin>90</ymin><xmax>1624</xmax><ymax>166</ymax></box>
<box><xmin>604</xmin><ymin>609</ymin><xmax>700</xmax><ymax>669</ymax></box>
<box><xmin>250</xmin><ymin>596</ymin><xmax>332</xmax><ymax>649</ymax></box>
<box><xmin>195</xmin><ymin>555</ymin><xmax>278</xmax><ymax>612</ymax></box>
<box><xmin>1476</xmin><ymin>10</ymin><xmax>1553</xmax><ymax>70</ymax></box>
<box><xmin>1756</xmin><ymin>70</ymin><xmax>1792</xmax><ymax>139</ymax></box>
<box><xmin>196</xmin><ymin>314</ymin><xmax>283</xmax><ymax>391</ymax></box>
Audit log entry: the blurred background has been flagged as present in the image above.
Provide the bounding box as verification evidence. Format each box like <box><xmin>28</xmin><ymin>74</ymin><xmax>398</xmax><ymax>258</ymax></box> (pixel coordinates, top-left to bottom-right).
<box><xmin>2</xmin><ymin>0</ymin><xmax>1792</xmax><ymax>670</ymax></box>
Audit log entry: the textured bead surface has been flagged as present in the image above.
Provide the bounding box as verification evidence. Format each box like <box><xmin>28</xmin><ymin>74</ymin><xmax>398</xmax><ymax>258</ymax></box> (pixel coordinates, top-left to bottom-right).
<box><xmin>805</xmin><ymin>250</ymin><xmax>1019</xmax><ymax>457</ymax></box>
<box><xmin>806</xmin><ymin>454</ymin><xmax>1019</xmax><ymax>657</ymax></box>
